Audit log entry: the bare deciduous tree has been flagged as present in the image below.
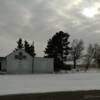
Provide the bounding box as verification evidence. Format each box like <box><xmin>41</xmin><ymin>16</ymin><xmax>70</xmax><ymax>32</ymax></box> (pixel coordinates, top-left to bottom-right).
<box><xmin>70</xmin><ymin>39</ymin><xmax>84</xmax><ymax>69</ymax></box>
<box><xmin>84</xmin><ymin>44</ymin><xmax>95</xmax><ymax>70</ymax></box>
<box><xmin>94</xmin><ymin>44</ymin><xmax>100</xmax><ymax>68</ymax></box>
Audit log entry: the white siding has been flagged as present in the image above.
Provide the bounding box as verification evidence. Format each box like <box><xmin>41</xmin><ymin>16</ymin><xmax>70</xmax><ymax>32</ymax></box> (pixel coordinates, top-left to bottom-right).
<box><xmin>6</xmin><ymin>49</ymin><xmax>33</xmax><ymax>74</ymax></box>
<box><xmin>33</xmin><ymin>57</ymin><xmax>54</xmax><ymax>73</ymax></box>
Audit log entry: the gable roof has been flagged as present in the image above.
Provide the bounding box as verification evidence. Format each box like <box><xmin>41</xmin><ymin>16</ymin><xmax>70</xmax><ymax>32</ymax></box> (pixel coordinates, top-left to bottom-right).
<box><xmin>6</xmin><ymin>48</ymin><xmax>33</xmax><ymax>58</ymax></box>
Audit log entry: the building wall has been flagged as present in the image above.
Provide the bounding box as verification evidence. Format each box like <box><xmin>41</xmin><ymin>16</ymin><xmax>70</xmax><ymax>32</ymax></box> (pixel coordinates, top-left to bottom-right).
<box><xmin>1</xmin><ymin>59</ymin><xmax>7</xmax><ymax>71</ymax></box>
<box><xmin>6</xmin><ymin>49</ymin><xmax>33</xmax><ymax>74</ymax></box>
<box><xmin>33</xmin><ymin>57</ymin><xmax>54</xmax><ymax>73</ymax></box>
<box><xmin>4</xmin><ymin>49</ymin><xmax>54</xmax><ymax>74</ymax></box>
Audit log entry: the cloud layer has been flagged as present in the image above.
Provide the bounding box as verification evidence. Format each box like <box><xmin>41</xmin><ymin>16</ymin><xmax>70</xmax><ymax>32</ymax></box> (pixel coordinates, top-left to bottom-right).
<box><xmin>0</xmin><ymin>0</ymin><xmax>100</xmax><ymax>56</ymax></box>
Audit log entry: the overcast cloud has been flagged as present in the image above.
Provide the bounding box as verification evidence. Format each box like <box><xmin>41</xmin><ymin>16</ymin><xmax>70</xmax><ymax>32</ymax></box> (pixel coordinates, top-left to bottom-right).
<box><xmin>0</xmin><ymin>0</ymin><xmax>100</xmax><ymax>56</ymax></box>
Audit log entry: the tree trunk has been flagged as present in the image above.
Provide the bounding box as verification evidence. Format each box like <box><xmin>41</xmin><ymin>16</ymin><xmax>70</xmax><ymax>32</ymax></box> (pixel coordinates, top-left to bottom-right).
<box><xmin>73</xmin><ymin>59</ymin><xmax>76</xmax><ymax>69</ymax></box>
<box><xmin>97</xmin><ymin>60</ymin><xmax>100</xmax><ymax>69</ymax></box>
<box><xmin>85</xmin><ymin>60</ymin><xmax>90</xmax><ymax>71</ymax></box>
<box><xmin>98</xmin><ymin>62</ymin><xmax>100</xmax><ymax>69</ymax></box>
<box><xmin>85</xmin><ymin>64</ymin><xmax>89</xmax><ymax>71</ymax></box>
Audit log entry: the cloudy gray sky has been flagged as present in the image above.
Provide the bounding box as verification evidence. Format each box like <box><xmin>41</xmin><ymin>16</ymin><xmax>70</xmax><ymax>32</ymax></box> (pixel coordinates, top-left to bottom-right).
<box><xmin>0</xmin><ymin>0</ymin><xmax>100</xmax><ymax>56</ymax></box>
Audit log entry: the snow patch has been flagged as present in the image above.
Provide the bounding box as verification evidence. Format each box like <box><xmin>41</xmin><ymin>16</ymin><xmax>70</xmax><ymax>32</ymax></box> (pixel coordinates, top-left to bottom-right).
<box><xmin>0</xmin><ymin>72</ymin><xmax>100</xmax><ymax>95</ymax></box>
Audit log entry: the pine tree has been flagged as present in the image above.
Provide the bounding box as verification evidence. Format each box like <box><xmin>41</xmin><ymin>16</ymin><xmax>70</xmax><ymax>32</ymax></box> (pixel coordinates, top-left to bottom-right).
<box><xmin>24</xmin><ymin>40</ymin><xmax>35</xmax><ymax>57</ymax></box>
<box><xmin>24</xmin><ymin>40</ymin><xmax>30</xmax><ymax>53</ymax></box>
<box><xmin>17</xmin><ymin>38</ymin><xmax>23</xmax><ymax>49</ymax></box>
<box><xmin>29</xmin><ymin>42</ymin><xmax>36</xmax><ymax>57</ymax></box>
<box><xmin>45</xmin><ymin>31</ymin><xmax>70</xmax><ymax>71</ymax></box>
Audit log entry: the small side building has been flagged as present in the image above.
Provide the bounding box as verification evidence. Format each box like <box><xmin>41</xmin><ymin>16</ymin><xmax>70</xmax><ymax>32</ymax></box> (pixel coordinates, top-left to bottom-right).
<box><xmin>34</xmin><ymin>57</ymin><xmax>54</xmax><ymax>73</ymax></box>
<box><xmin>0</xmin><ymin>57</ymin><xmax>6</xmax><ymax>72</ymax></box>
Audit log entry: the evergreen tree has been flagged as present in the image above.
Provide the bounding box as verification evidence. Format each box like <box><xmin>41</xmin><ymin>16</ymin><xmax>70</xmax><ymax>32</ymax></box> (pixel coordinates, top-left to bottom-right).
<box><xmin>24</xmin><ymin>40</ymin><xmax>35</xmax><ymax>57</ymax></box>
<box><xmin>16</xmin><ymin>38</ymin><xmax>36</xmax><ymax>57</ymax></box>
<box><xmin>44</xmin><ymin>31</ymin><xmax>70</xmax><ymax>71</ymax></box>
<box><xmin>17</xmin><ymin>38</ymin><xmax>23</xmax><ymax>49</ymax></box>
<box><xmin>29</xmin><ymin>42</ymin><xmax>36</xmax><ymax>57</ymax></box>
<box><xmin>24</xmin><ymin>40</ymin><xmax>30</xmax><ymax>53</ymax></box>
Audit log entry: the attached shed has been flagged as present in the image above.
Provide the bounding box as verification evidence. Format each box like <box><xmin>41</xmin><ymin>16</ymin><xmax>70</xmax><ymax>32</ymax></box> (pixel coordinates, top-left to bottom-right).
<box><xmin>33</xmin><ymin>57</ymin><xmax>54</xmax><ymax>73</ymax></box>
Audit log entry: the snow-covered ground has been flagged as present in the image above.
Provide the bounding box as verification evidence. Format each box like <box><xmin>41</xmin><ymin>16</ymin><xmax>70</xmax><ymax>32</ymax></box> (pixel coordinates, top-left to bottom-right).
<box><xmin>0</xmin><ymin>70</ymin><xmax>100</xmax><ymax>96</ymax></box>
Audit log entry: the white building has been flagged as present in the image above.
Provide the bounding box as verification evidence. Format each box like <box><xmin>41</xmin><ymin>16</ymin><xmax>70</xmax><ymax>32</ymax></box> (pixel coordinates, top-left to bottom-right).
<box><xmin>0</xmin><ymin>49</ymin><xmax>54</xmax><ymax>74</ymax></box>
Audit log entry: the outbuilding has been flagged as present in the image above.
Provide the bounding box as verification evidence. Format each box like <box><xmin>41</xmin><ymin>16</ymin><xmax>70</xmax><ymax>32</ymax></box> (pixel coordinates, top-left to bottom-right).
<box><xmin>0</xmin><ymin>49</ymin><xmax>54</xmax><ymax>74</ymax></box>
